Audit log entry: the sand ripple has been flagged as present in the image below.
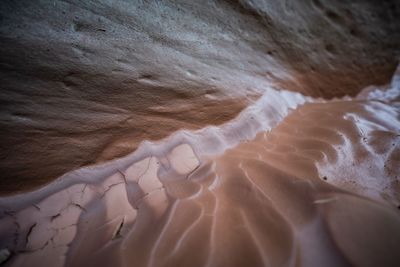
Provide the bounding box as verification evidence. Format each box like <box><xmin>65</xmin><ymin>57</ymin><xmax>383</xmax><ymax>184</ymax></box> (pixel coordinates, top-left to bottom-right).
<box><xmin>1</xmin><ymin>78</ymin><xmax>400</xmax><ymax>266</ymax></box>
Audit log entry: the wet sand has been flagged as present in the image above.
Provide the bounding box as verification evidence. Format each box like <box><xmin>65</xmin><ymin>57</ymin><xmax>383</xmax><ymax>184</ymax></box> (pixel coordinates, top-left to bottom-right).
<box><xmin>0</xmin><ymin>70</ymin><xmax>399</xmax><ymax>266</ymax></box>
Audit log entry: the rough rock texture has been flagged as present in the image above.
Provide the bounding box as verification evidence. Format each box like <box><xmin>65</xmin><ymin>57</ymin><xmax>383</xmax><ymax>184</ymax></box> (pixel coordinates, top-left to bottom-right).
<box><xmin>0</xmin><ymin>0</ymin><xmax>399</xmax><ymax>193</ymax></box>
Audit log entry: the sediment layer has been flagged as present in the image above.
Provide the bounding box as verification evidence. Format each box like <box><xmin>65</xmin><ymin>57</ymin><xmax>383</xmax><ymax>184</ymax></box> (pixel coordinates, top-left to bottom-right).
<box><xmin>0</xmin><ymin>70</ymin><xmax>399</xmax><ymax>267</ymax></box>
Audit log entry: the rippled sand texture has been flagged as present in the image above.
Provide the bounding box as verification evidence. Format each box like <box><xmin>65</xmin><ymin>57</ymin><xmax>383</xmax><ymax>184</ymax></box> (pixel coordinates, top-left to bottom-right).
<box><xmin>1</xmin><ymin>89</ymin><xmax>399</xmax><ymax>267</ymax></box>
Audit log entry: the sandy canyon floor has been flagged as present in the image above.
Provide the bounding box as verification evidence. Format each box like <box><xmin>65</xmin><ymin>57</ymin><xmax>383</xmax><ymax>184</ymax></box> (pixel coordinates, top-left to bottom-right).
<box><xmin>0</xmin><ymin>68</ymin><xmax>399</xmax><ymax>267</ymax></box>
<box><xmin>1</xmin><ymin>1</ymin><xmax>400</xmax><ymax>266</ymax></box>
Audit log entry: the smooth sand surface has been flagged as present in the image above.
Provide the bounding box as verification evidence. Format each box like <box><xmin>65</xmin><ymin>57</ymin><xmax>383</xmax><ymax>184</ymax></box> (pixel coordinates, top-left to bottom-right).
<box><xmin>0</xmin><ymin>70</ymin><xmax>399</xmax><ymax>266</ymax></box>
